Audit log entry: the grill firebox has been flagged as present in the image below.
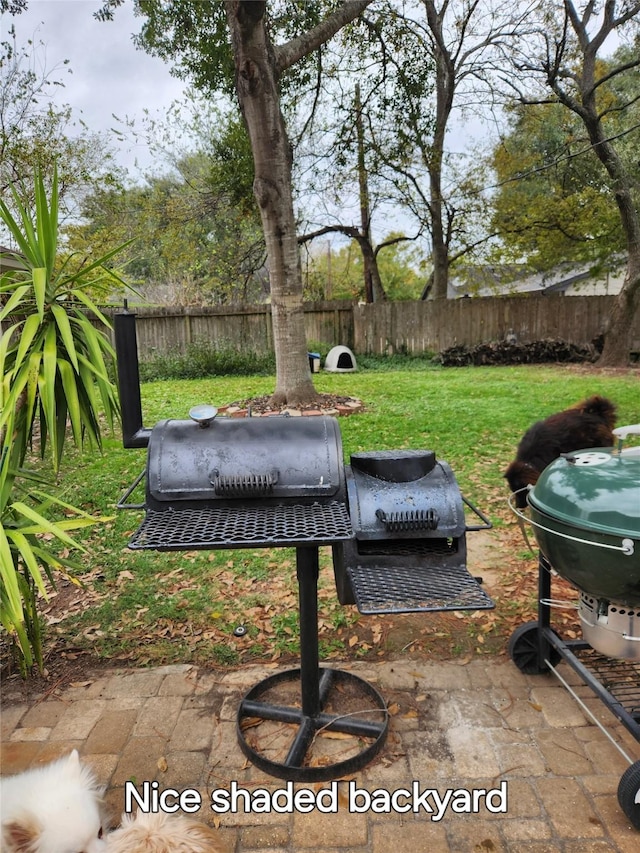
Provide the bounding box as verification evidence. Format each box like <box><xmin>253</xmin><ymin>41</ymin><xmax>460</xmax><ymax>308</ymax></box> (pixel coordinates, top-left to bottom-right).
<box><xmin>333</xmin><ymin>450</ymin><xmax>494</xmax><ymax>614</ymax></box>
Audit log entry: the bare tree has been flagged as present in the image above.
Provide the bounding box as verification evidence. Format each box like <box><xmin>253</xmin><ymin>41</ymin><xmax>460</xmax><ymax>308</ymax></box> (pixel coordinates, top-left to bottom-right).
<box><xmin>405</xmin><ymin>0</ymin><xmax>539</xmax><ymax>298</ymax></box>
<box><xmin>0</xmin><ymin>24</ymin><xmax>122</xmax><ymax>225</ymax></box>
<box><xmin>504</xmin><ymin>0</ymin><xmax>640</xmax><ymax>364</ymax></box>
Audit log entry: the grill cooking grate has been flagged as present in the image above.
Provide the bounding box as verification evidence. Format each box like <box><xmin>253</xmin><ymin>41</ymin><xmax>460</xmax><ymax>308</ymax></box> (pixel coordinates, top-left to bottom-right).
<box><xmin>346</xmin><ymin>561</ymin><xmax>494</xmax><ymax>615</ymax></box>
<box><xmin>357</xmin><ymin>538</ymin><xmax>458</xmax><ymax>557</ymax></box>
<box><xmin>572</xmin><ymin>647</ymin><xmax>640</xmax><ymax>721</ymax></box>
<box><xmin>128</xmin><ymin>502</ymin><xmax>352</xmax><ymax>550</ymax></box>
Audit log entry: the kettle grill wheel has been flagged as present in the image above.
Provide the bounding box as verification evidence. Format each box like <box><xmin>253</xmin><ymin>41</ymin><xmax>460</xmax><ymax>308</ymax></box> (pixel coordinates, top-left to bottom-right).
<box><xmin>618</xmin><ymin>761</ymin><xmax>640</xmax><ymax>830</ymax></box>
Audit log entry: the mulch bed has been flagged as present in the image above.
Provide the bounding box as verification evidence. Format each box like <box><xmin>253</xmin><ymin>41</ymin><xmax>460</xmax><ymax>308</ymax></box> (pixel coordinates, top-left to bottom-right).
<box><xmin>219</xmin><ymin>394</ymin><xmax>364</xmax><ymax>418</ymax></box>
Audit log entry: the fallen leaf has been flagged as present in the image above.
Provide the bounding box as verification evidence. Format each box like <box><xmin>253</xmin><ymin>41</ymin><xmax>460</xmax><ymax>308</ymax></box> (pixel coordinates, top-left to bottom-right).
<box><xmin>320</xmin><ymin>731</ymin><xmax>353</xmax><ymax>740</ymax></box>
<box><xmin>117</xmin><ymin>570</ymin><xmax>135</xmax><ymax>584</ymax></box>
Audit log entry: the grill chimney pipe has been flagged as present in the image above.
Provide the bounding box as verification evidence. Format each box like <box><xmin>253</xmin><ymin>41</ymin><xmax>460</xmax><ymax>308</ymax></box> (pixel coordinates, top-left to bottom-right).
<box><xmin>114</xmin><ymin>308</ymin><xmax>151</xmax><ymax>448</ymax></box>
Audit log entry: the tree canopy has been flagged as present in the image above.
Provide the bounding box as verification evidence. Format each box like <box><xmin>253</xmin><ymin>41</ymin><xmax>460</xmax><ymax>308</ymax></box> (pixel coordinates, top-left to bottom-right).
<box><xmin>67</xmin><ymin>101</ymin><xmax>267</xmax><ymax>304</ymax></box>
<box><xmin>0</xmin><ymin>24</ymin><xmax>123</xmax><ymax>229</ymax></box>
<box><xmin>3</xmin><ymin>0</ymin><xmax>639</xmax><ymax>364</ymax></box>
<box><xmin>491</xmin><ymin>46</ymin><xmax>639</xmax><ymax>271</ymax></box>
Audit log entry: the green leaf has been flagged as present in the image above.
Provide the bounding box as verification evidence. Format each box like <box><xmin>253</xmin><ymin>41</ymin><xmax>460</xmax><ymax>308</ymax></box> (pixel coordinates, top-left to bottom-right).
<box><xmin>9</xmin><ymin>501</ymin><xmax>85</xmax><ymax>550</ymax></box>
<box><xmin>42</xmin><ymin>323</ymin><xmax>59</xmax><ymax>468</ymax></box>
<box><xmin>4</xmin><ymin>529</ymin><xmax>48</xmax><ymax>599</ymax></box>
<box><xmin>23</xmin><ymin>351</ymin><xmax>43</xmax><ymax>439</ymax></box>
<box><xmin>0</xmin><ymin>523</ymin><xmax>23</xmax><ymax>616</ymax></box>
<box><xmin>71</xmin><ymin>288</ymin><xmax>114</xmax><ymax>328</ymax></box>
<box><xmin>35</xmin><ymin>169</ymin><xmax>57</xmax><ymax>282</ymax></box>
<box><xmin>57</xmin><ymin>359</ymin><xmax>83</xmax><ymax>447</ymax></box>
<box><xmin>13</xmin><ymin>314</ymin><xmax>43</xmax><ymax>378</ymax></box>
<box><xmin>32</xmin><ymin>267</ymin><xmax>47</xmax><ymax>320</ymax></box>
<box><xmin>0</xmin><ymin>284</ymin><xmax>31</xmax><ymax>322</ymax></box>
<box><xmin>0</xmin><ymin>365</ymin><xmax>31</xmax><ymax>435</ymax></box>
<box><xmin>0</xmin><ymin>321</ymin><xmax>21</xmax><ymax>388</ymax></box>
<box><xmin>51</xmin><ymin>304</ymin><xmax>79</xmax><ymax>371</ymax></box>
<box><xmin>0</xmin><ymin>196</ymin><xmax>34</xmax><ymax>262</ymax></box>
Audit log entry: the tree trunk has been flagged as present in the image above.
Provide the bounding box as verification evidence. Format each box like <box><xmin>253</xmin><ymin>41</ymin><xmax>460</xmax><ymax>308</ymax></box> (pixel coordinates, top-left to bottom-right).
<box><xmin>225</xmin><ymin>1</ymin><xmax>317</xmax><ymax>405</ymax></box>
<box><xmin>424</xmin><ymin>1</ymin><xmax>454</xmax><ymax>301</ymax></box>
<box><xmin>429</xmin><ymin>193</ymin><xmax>449</xmax><ymax>300</ymax></box>
<box><xmin>355</xmin><ymin>82</ymin><xmax>386</xmax><ymax>303</ymax></box>
<box><xmin>598</xmin><ymin>261</ymin><xmax>640</xmax><ymax>366</ymax></box>
<box><xmin>579</xmin><ymin>82</ymin><xmax>640</xmax><ymax>366</ymax></box>
<box><xmin>592</xmin><ymin>141</ymin><xmax>640</xmax><ymax>365</ymax></box>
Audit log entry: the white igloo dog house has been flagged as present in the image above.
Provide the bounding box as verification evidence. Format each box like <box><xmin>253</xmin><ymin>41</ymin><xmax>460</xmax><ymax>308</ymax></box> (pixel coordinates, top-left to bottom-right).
<box><xmin>324</xmin><ymin>345</ymin><xmax>357</xmax><ymax>372</ymax></box>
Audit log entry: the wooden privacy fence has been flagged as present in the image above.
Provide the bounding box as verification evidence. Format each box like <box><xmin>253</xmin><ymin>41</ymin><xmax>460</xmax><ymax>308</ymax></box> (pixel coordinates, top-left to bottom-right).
<box><xmin>105</xmin><ymin>295</ymin><xmax>637</xmax><ymax>358</ymax></box>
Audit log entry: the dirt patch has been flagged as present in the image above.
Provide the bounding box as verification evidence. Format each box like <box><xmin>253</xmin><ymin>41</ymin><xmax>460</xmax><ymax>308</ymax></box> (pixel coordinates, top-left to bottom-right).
<box><xmin>1</xmin><ymin>645</ymin><xmax>115</xmax><ymax>705</ymax></box>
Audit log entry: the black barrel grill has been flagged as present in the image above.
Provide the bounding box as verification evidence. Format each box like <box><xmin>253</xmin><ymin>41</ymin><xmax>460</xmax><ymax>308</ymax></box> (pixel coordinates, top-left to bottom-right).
<box><xmin>128</xmin><ymin>413</ymin><xmax>351</xmax><ymax>551</ymax></box>
<box><xmin>115</xmin><ymin>310</ymin><xmax>494</xmax><ymax>781</ymax></box>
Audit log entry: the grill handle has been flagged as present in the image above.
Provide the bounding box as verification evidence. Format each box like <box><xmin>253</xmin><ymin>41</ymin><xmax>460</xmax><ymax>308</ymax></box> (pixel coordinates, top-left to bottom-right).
<box><xmin>117</xmin><ymin>469</ymin><xmax>146</xmax><ymax>510</ymax></box>
<box><xmin>212</xmin><ymin>470</ymin><xmax>278</xmax><ymax>497</ymax></box>
<box><xmin>462</xmin><ymin>496</ymin><xmax>493</xmax><ymax>531</ymax></box>
<box><xmin>508</xmin><ymin>495</ymin><xmax>635</xmax><ymax>556</ymax></box>
<box><xmin>375</xmin><ymin>508</ymin><xmax>439</xmax><ymax>531</ymax></box>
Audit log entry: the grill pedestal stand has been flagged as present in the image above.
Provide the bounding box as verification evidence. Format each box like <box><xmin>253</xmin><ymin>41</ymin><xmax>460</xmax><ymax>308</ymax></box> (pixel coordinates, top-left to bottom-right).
<box><xmin>236</xmin><ymin>546</ymin><xmax>388</xmax><ymax>782</ymax></box>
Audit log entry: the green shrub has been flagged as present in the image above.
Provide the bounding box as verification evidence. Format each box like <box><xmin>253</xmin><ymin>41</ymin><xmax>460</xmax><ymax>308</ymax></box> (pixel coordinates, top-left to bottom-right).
<box><xmin>355</xmin><ymin>351</ymin><xmax>439</xmax><ymax>371</ymax></box>
<box><xmin>139</xmin><ymin>340</ymin><xmax>276</xmax><ymax>381</ymax></box>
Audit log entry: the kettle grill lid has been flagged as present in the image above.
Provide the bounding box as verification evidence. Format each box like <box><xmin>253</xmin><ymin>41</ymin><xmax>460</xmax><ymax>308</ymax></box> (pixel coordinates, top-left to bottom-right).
<box><xmin>528</xmin><ymin>449</ymin><xmax>640</xmax><ymax>539</ymax></box>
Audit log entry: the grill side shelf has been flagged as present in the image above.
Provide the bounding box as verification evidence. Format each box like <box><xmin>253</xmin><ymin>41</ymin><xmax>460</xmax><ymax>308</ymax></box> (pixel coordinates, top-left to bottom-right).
<box><xmin>128</xmin><ymin>502</ymin><xmax>353</xmax><ymax>550</ymax></box>
<box><xmin>346</xmin><ymin>562</ymin><xmax>495</xmax><ymax>615</ymax></box>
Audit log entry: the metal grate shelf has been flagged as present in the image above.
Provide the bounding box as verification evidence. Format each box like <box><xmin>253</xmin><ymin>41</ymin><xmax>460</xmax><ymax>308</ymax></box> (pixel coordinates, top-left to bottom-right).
<box><xmin>128</xmin><ymin>502</ymin><xmax>353</xmax><ymax>550</ymax></box>
<box><xmin>572</xmin><ymin>646</ymin><xmax>640</xmax><ymax>722</ymax></box>
<box><xmin>346</xmin><ymin>561</ymin><xmax>495</xmax><ymax>615</ymax></box>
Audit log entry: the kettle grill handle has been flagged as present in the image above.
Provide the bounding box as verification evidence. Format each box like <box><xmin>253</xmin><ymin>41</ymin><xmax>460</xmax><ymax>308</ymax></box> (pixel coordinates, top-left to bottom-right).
<box><xmin>613</xmin><ymin>424</ymin><xmax>640</xmax><ymax>454</ymax></box>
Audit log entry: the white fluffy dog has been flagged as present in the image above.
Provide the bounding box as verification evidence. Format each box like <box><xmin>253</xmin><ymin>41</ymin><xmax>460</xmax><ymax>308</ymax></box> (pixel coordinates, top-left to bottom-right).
<box><xmin>105</xmin><ymin>810</ymin><xmax>223</xmax><ymax>852</ymax></box>
<box><xmin>0</xmin><ymin>750</ymin><xmax>105</xmax><ymax>853</ymax></box>
<box><xmin>1</xmin><ymin>751</ymin><xmax>222</xmax><ymax>853</ymax></box>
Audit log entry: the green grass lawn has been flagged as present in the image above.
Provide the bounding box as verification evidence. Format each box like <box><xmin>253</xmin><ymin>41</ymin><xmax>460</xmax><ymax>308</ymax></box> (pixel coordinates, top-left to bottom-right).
<box><xmin>15</xmin><ymin>363</ymin><xmax>640</xmax><ymax>672</ymax></box>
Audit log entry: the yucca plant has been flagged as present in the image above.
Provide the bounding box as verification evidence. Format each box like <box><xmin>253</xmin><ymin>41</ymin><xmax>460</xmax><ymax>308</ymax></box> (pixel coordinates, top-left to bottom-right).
<box><xmin>0</xmin><ymin>169</ymin><xmax>126</xmax><ymax>470</ymax></box>
<box><xmin>0</xmin><ymin>409</ymin><xmax>104</xmax><ymax>672</ymax></box>
<box><xmin>0</xmin><ymin>167</ymin><xmax>127</xmax><ymax>673</ymax></box>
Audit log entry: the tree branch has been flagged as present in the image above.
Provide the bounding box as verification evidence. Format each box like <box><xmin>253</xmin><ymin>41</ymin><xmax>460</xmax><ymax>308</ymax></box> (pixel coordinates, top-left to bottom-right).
<box><xmin>275</xmin><ymin>0</ymin><xmax>373</xmax><ymax>74</ymax></box>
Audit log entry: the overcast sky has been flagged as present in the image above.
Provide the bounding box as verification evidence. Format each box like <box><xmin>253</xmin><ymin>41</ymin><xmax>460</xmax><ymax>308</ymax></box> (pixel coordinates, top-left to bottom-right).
<box><xmin>3</xmin><ymin>0</ymin><xmax>188</xmax><ymax>173</ymax></box>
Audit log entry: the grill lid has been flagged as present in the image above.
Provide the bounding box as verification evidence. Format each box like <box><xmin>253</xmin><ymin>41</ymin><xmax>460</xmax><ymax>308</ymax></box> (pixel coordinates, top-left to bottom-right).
<box><xmin>529</xmin><ymin>449</ymin><xmax>640</xmax><ymax>539</ymax></box>
<box><xmin>146</xmin><ymin>414</ymin><xmax>344</xmax><ymax>504</ymax></box>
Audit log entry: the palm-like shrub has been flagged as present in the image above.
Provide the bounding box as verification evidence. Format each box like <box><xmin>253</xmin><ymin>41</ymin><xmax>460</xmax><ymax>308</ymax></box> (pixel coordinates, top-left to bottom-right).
<box><xmin>1</xmin><ymin>169</ymin><xmax>126</xmax><ymax>673</ymax></box>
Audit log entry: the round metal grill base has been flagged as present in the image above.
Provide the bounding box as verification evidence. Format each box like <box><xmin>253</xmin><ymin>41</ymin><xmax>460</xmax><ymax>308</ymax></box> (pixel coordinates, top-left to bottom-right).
<box><xmin>236</xmin><ymin>667</ymin><xmax>389</xmax><ymax>782</ymax></box>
